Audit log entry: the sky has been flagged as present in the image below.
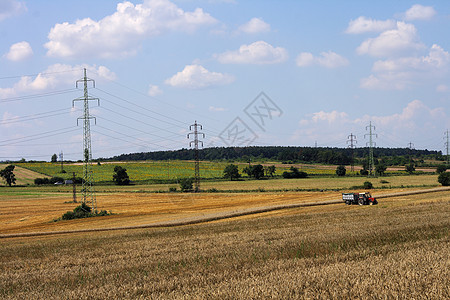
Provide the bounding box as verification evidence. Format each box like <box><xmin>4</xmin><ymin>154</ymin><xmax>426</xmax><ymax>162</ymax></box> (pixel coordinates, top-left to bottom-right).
<box><xmin>0</xmin><ymin>0</ymin><xmax>449</xmax><ymax>161</ymax></box>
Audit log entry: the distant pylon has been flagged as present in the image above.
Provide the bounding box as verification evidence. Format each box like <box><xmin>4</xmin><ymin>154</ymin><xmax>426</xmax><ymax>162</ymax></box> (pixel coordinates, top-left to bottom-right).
<box><xmin>347</xmin><ymin>133</ymin><xmax>357</xmax><ymax>172</ymax></box>
<box><xmin>407</xmin><ymin>142</ymin><xmax>414</xmax><ymax>164</ymax></box>
<box><xmin>187</xmin><ymin>121</ymin><xmax>204</xmax><ymax>192</ymax></box>
<box><xmin>59</xmin><ymin>151</ymin><xmax>64</xmax><ymax>173</ymax></box>
<box><xmin>365</xmin><ymin>122</ymin><xmax>377</xmax><ymax>176</ymax></box>
<box><xmin>72</xmin><ymin>68</ymin><xmax>99</xmax><ymax>212</ymax></box>
<box><xmin>445</xmin><ymin>130</ymin><xmax>449</xmax><ymax>166</ymax></box>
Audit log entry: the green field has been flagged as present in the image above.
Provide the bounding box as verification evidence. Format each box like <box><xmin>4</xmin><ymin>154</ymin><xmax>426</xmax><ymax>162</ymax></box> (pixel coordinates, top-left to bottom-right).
<box><xmin>15</xmin><ymin>161</ymin><xmax>414</xmax><ymax>184</ymax></box>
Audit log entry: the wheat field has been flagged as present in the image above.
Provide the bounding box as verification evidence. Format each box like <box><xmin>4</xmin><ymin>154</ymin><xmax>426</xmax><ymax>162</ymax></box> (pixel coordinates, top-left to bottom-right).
<box><xmin>0</xmin><ymin>191</ymin><xmax>448</xmax><ymax>299</ymax></box>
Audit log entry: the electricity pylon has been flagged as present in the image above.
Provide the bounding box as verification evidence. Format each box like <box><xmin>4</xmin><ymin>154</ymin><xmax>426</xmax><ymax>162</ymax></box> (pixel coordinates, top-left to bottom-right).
<box><xmin>445</xmin><ymin>130</ymin><xmax>449</xmax><ymax>166</ymax></box>
<box><xmin>59</xmin><ymin>151</ymin><xmax>64</xmax><ymax>173</ymax></box>
<box><xmin>72</xmin><ymin>68</ymin><xmax>99</xmax><ymax>212</ymax></box>
<box><xmin>187</xmin><ymin>121</ymin><xmax>204</xmax><ymax>192</ymax></box>
<box><xmin>407</xmin><ymin>142</ymin><xmax>414</xmax><ymax>164</ymax></box>
<box><xmin>347</xmin><ymin>133</ymin><xmax>357</xmax><ymax>172</ymax></box>
<box><xmin>365</xmin><ymin>122</ymin><xmax>377</xmax><ymax>176</ymax></box>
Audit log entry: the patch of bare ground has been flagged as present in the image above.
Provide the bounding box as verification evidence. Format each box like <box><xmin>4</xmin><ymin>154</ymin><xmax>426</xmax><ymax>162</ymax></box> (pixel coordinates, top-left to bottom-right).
<box><xmin>0</xmin><ymin>198</ymin><xmax>448</xmax><ymax>299</ymax></box>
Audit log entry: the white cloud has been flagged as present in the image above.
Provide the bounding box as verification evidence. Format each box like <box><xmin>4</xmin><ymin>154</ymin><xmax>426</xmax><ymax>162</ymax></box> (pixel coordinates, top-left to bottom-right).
<box><xmin>238</xmin><ymin>17</ymin><xmax>270</xmax><ymax>34</ymax></box>
<box><xmin>361</xmin><ymin>44</ymin><xmax>450</xmax><ymax>90</ymax></box>
<box><xmin>404</xmin><ymin>4</ymin><xmax>436</xmax><ymax>21</ymax></box>
<box><xmin>209</xmin><ymin>106</ymin><xmax>227</xmax><ymax>112</ymax></box>
<box><xmin>44</xmin><ymin>0</ymin><xmax>217</xmax><ymax>59</ymax></box>
<box><xmin>0</xmin><ymin>64</ymin><xmax>116</xmax><ymax>98</ymax></box>
<box><xmin>296</xmin><ymin>51</ymin><xmax>349</xmax><ymax>68</ymax></box>
<box><xmin>0</xmin><ymin>0</ymin><xmax>26</xmax><ymax>21</ymax></box>
<box><xmin>4</xmin><ymin>41</ymin><xmax>33</xmax><ymax>61</ymax></box>
<box><xmin>165</xmin><ymin>64</ymin><xmax>234</xmax><ymax>89</ymax></box>
<box><xmin>345</xmin><ymin>16</ymin><xmax>396</xmax><ymax>34</ymax></box>
<box><xmin>216</xmin><ymin>41</ymin><xmax>288</xmax><ymax>64</ymax></box>
<box><xmin>148</xmin><ymin>84</ymin><xmax>162</xmax><ymax>96</ymax></box>
<box><xmin>356</xmin><ymin>22</ymin><xmax>424</xmax><ymax>57</ymax></box>
<box><xmin>436</xmin><ymin>84</ymin><xmax>448</xmax><ymax>92</ymax></box>
<box><xmin>293</xmin><ymin>100</ymin><xmax>446</xmax><ymax>147</ymax></box>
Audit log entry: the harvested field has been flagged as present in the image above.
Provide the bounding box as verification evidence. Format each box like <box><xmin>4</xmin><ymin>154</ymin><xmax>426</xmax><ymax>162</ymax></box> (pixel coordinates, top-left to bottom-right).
<box><xmin>0</xmin><ymin>193</ymin><xmax>448</xmax><ymax>299</ymax></box>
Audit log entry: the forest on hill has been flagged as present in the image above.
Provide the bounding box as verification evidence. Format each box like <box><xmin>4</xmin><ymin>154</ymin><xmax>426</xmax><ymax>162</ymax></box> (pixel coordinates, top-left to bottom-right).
<box><xmin>108</xmin><ymin>146</ymin><xmax>444</xmax><ymax>166</ymax></box>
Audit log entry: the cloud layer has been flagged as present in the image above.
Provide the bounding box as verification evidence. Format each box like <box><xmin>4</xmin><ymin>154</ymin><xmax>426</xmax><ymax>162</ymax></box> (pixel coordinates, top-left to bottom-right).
<box><xmin>44</xmin><ymin>0</ymin><xmax>217</xmax><ymax>59</ymax></box>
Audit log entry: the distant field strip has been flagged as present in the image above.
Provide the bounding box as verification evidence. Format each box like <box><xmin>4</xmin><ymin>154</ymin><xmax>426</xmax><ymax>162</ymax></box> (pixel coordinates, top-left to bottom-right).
<box><xmin>2</xmin><ymin>187</ymin><xmax>448</xmax><ymax>239</ymax></box>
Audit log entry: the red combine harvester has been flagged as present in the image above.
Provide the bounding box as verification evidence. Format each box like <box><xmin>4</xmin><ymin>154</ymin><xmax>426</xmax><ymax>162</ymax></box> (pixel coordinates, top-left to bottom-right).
<box><xmin>342</xmin><ymin>192</ymin><xmax>378</xmax><ymax>205</ymax></box>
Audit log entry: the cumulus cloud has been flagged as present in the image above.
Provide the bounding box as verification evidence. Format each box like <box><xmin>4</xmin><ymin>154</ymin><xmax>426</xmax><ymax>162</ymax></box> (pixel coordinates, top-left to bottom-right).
<box><xmin>216</xmin><ymin>41</ymin><xmax>288</xmax><ymax>64</ymax></box>
<box><xmin>148</xmin><ymin>84</ymin><xmax>162</xmax><ymax>96</ymax></box>
<box><xmin>44</xmin><ymin>0</ymin><xmax>217</xmax><ymax>59</ymax></box>
<box><xmin>360</xmin><ymin>44</ymin><xmax>450</xmax><ymax>90</ymax></box>
<box><xmin>345</xmin><ymin>16</ymin><xmax>396</xmax><ymax>34</ymax></box>
<box><xmin>165</xmin><ymin>64</ymin><xmax>234</xmax><ymax>89</ymax></box>
<box><xmin>0</xmin><ymin>64</ymin><xmax>116</xmax><ymax>99</ymax></box>
<box><xmin>237</xmin><ymin>17</ymin><xmax>270</xmax><ymax>34</ymax></box>
<box><xmin>356</xmin><ymin>22</ymin><xmax>424</xmax><ymax>57</ymax></box>
<box><xmin>404</xmin><ymin>4</ymin><xmax>436</xmax><ymax>21</ymax></box>
<box><xmin>0</xmin><ymin>0</ymin><xmax>26</xmax><ymax>21</ymax></box>
<box><xmin>4</xmin><ymin>41</ymin><xmax>33</xmax><ymax>61</ymax></box>
<box><xmin>296</xmin><ymin>51</ymin><xmax>348</xmax><ymax>68</ymax></box>
<box><xmin>293</xmin><ymin>100</ymin><xmax>446</xmax><ymax>148</ymax></box>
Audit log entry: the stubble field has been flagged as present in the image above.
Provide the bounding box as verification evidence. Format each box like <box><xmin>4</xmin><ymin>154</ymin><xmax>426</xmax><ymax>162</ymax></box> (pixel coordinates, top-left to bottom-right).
<box><xmin>0</xmin><ymin>190</ymin><xmax>448</xmax><ymax>299</ymax></box>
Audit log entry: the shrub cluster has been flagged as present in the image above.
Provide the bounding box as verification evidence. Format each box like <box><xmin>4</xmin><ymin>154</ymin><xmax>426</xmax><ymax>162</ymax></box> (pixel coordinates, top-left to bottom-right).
<box><xmin>61</xmin><ymin>203</ymin><xmax>109</xmax><ymax>220</ymax></box>
<box><xmin>282</xmin><ymin>167</ymin><xmax>307</xmax><ymax>179</ymax></box>
<box><xmin>34</xmin><ymin>176</ymin><xmax>82</xmax><ymax>185</ymax></box>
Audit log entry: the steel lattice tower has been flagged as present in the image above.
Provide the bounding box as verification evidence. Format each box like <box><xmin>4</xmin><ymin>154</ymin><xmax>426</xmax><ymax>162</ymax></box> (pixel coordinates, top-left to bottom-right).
<box><xmin>445</xmin><ymin>130</ymin><xmax>449</xmax><ymax>166</ymax></box>
<box><xmin>72</xmin><ymin>68</ymin><xmax>99</xmax><ymax>212</ymax></box>
<box><xmin>347</xmin><ymin>133</ymin><xmax>357</xmax><ymax>172</ymax></box>
<box><xmin>365</xmin><ymin>122</ymin><xmax>377</xmax><ymax>176</ymax></box>
<box><xmin>188</xmin><ymin>121</ymin><xmax>204</xmax><ymax>192</ymax></box>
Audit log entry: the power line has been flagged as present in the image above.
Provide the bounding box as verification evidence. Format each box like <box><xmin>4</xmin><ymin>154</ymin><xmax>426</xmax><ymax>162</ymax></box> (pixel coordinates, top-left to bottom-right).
<box><xmin>0</xmin><ymin>107</ymin><xmax>74</xmax><ymax>125</ymax></box>
<box><xmin>0</xmin><ymin>89</ymin><xmax>78</xmax><ymax>103</ymax></box>
<box><xmin>0</xmin><ymin>68</ymin><xmax>83</xmax><ymax>80</ymax></box>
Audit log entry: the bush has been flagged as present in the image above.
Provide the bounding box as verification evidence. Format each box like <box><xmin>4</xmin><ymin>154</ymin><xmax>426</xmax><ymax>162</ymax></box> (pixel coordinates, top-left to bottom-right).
<box><xmin>34</xmin><ymin>177</ymin><xmax>50</xmax><ymax>185</ymax></box>
<box><xmin>180</xmin><ymin>178</ymin><xmax>194</xmax><ymax>192</ymax></box>
<box><xmin>360</xmin><ymin>169</ymin><xmax>369</xmax><ymax>176</ymax></box>
<box><xmin>436</xmin><ymin>164</ymin><xmax>448</xmax><ymax>174</ymax></box>
<box><xmin>336</xmin><ymin>165</ymin><xmax>346</xmax><ymax>176</ymax></box>
<box><xmin>282</xmin><ymin>167</ymin><xmax>307</xmax><ymax>179</ymax></box>
<box><xmin>363</xmin><ymin>181</ymin><xmax>373</xmax><ymax>189</ymax></box>
<box><xmin>438</xmin><ymin>172</ymin><xmax>450</xmax><ymax>186</ymax></box>
<box><xmin>61</xmin><ymin>203</ymin><xmax>110</xmax><ymax>220</ymax></box>
<box><xmin>49</xmin><ymin>176</ymin><xmax>64</xmax><ymax>184</ymax></box>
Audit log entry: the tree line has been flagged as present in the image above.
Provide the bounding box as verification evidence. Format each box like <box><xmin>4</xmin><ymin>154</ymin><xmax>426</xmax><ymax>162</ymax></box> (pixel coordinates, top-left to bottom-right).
<box><xmin>108</xmin><ymin>146</ymin><xmax>444</xmax><ymax>166</ymax></box>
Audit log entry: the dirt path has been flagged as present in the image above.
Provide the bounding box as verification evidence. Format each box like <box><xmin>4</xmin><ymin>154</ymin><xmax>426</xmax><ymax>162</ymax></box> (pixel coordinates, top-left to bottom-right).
<box><xmin>1</xmin><ymin>187</ymin><xmax>449</xmax><ymax>239</ymax></box>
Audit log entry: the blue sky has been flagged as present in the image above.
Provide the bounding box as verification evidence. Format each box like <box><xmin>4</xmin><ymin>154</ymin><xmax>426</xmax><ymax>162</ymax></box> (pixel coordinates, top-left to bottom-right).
<box><xmin>0</xmin><ymin>0</ymin><xmax>449</xmax><ymax>161</ymax></box>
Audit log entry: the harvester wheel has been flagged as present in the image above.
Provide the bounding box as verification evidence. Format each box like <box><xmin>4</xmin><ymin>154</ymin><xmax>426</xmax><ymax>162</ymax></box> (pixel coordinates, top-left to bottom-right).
<box><xmin>358</xmin><ymin>198</ymin><xmax>364</xmax><ymax>205</ymax></box>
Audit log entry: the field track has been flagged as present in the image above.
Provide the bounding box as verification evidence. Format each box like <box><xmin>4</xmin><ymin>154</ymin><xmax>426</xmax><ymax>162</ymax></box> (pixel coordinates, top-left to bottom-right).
<box><xmin>1</xmin><ymin>186</ymin><xmax>448</xmax><ymax>239</ymax></box>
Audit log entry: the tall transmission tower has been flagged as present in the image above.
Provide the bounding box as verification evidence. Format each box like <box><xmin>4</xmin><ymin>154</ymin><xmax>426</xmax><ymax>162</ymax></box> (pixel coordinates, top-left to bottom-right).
<box><xmin>364</xmin><ymin>122</ymin><xmax>377</xmax><ymax>176</ymax></box>
<box><xmin>59</xmin><ymin>151</ymin><xmax>64</xmax><ymax>173</ymax></box>
<box><xmin>347</xmin><ymin>133</ymin><xmax>357</xmax><ymax>172</ymax></box>
<box><xmin>187</xmin><ymin>121</ymin><xmax>204</xmax><ymax>192</ymax></box>
<box><xmin>445</xmin><ymin>130</ymin><xmax>449</xmax><ymax>165</ymax></box>
<box><xmin>72</xmin><ymin>68</ymin><xmax>99</xmax><ymax>212</ymax></box>
<box><xmin>407</xmin><ymin>142</ymin><xmax>414</xmax><ymax>164</ymax></box>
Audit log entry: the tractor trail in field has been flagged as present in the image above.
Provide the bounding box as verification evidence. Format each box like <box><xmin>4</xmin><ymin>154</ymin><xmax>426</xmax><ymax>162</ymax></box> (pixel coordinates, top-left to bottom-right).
<box><xmin>1</xmin><ymin>187</ymin><xmax>449</xmax><ymax>239</ymax></box>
